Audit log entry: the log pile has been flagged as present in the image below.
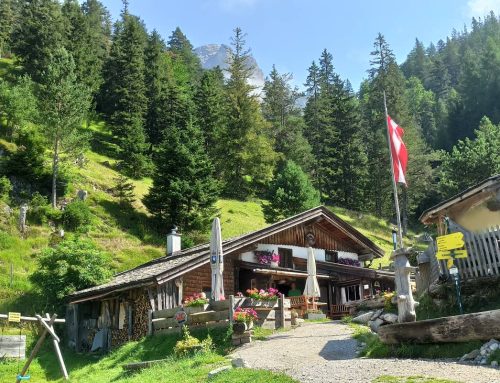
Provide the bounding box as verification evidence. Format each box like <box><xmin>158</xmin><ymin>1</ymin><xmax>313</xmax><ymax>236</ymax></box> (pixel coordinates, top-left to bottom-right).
<box><xmin>132</xmin><ymin>293</ymin><xmax>151</xmax><ymax>340</ymax></box>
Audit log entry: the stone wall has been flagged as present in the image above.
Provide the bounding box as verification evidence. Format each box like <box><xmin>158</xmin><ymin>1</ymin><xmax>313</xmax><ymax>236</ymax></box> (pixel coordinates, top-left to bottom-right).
<box><xmin>183</xmin><ymin>257</ymin><xmax>235</xmax><ymax>298</ymax></box>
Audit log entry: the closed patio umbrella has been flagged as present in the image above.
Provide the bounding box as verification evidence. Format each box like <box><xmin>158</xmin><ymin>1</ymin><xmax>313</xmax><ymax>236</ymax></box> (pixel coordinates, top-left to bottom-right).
<box><xmin>304</xmin><ymin>247</ymin><xmax>320</xmax><ymax>309</ymax></box>
<box><xmin>210</xmin><ymin>217</ymin><xmax>224</xmax><ymax>301</ymax></box>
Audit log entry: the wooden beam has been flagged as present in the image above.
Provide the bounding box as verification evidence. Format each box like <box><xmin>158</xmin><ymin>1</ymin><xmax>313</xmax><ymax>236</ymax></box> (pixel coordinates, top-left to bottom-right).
<box><xmin>44</xmin><ymin>313</ymin><xmax>68</xmax><ymax>380</ymax></box>
<box><xmin>35</xmin><ymin>315</ymin><xmax>60</xmax><ymax>342</ymax></box>
<box><xmin>0</xmin><ymin>314</ymin><xmax>65</xmax><ymax>324</ymax></box>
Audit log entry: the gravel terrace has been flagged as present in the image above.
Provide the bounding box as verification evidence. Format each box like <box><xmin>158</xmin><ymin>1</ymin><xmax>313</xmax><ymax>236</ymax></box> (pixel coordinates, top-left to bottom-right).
<box><xmin>230</xmin><ymin>321</ymin><xmax>500</xmax><ymax>383</ymax></box>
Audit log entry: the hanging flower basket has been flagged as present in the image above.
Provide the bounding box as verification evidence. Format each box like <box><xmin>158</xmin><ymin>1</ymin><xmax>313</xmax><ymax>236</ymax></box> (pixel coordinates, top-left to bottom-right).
<box><xmin>255</xmin><ymin>250</ymin><xmax>280</xmax><ymax>266</ymax></box>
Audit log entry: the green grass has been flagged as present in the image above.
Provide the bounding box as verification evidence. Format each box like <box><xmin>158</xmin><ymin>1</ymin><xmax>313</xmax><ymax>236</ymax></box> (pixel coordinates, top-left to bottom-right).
<box><xmin>0</xmin><ymin>326</ymin><xmax>294</xmax><ymax>383</ymax></box>
<box><xmin>217</xmin><ymin>199</ymin><xmax>267</xmax><ymax>239</ymax></box>
<box><xmin>251</xmin><ymin>325</ymin><xmax>291</xmax><ymax>340</ymax></box>
<box><xmin>373</xmin><ymin>376</ymin><xmax>461</xmax><ymax>383</ymax></box>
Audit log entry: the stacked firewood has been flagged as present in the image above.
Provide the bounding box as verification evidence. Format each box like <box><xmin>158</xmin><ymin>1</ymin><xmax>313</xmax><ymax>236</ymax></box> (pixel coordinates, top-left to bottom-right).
<box><xmin>111</xmin><ymin>312</ymin><xmax>128</xmax><ymax>347</ymax></box>
<box><xmin>132</xmin><ymin>293</ymin><xmax>150</xmax><ymax>340</ymax></box>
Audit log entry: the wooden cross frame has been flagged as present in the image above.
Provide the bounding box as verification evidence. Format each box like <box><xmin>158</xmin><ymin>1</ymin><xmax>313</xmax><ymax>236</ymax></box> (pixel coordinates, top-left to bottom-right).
<box><xmin>16</xmin><ymin>313</ymin><xmax>68</xmax><ymax>382</ymax></box>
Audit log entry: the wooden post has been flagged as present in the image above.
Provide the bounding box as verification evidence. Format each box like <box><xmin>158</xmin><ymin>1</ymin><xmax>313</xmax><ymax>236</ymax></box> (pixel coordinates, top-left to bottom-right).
<box><xmin>147</xmin><ymin>310</ymin><xmax>153</xmax><ymax>336</ymax></box>
<box><xmin>17</xmin><ymin>315</ymin><xmax>57</xmax><ymax>382</ymax></box>
<box><xmin>10</xmin><ymin>263</ymin><xmax>13</xmax><ymax>287</ymax></box>
<box><xmin>229</xmin><ymin>295</ymin><xmax>235</xmax><ymax>325</ymax></box>
<box><xmin>392</xmin><ymin>248</ymin><xmax>418</xmax><ymax>323</ymax></box>
<box><xmin>278</xmin><ymin>294</ymin><xmax>285</xmax><ymax>329</ymax></box>
<box><xmin>44</xmin><ymin>313</ymin><xmax>68</xmax><ymax>380</ymax></box>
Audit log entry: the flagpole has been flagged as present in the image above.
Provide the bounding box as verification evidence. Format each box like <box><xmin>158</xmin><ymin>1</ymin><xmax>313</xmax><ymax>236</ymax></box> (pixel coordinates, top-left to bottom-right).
<box><xmin>383</xmin><ymin>91</ymin><xmax>404</xmax><ymax>249</ymax></box>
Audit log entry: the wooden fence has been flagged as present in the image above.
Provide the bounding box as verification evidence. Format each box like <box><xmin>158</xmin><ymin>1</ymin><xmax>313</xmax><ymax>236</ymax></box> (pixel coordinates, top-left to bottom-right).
<box><xmin>436</xmin><ymin>225</ymin><xmax>500</xmax><ymax>280</ymax></box>
<box><xmin>148</xmin><ymin>295</ymin><xmax>291</xmax><ymax>336</ymax></box>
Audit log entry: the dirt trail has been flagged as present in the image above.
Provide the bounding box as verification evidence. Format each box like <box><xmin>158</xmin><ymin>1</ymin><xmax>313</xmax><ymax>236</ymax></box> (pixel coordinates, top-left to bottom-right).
<box><xmin>230</xmin><ymin>321</ymin><xmax>500</xmax><ymax>383</ymax></box>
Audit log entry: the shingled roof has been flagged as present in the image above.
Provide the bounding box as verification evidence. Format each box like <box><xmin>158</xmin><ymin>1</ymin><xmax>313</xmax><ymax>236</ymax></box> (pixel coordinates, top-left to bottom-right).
<box><xmin>68</xmin><ymin>206</ymin><xmax>384</xmax><ymax>302</ymax></box>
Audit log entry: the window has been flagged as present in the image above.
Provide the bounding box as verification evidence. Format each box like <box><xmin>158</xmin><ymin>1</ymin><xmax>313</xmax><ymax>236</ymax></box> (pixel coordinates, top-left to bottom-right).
<box><xmin>342</xmin><ymin>284</ymin><xmax>361</xmax><ymax>303</ymax></box>
<box><xmin>325</xmin><ymin>250</ymin><xmax>338</xmax><ymax>263</ymax></box>
<box><xmin>278</xmin><ymin>247</ymin><xmax>293</xmax><ymax>268</ymax></box>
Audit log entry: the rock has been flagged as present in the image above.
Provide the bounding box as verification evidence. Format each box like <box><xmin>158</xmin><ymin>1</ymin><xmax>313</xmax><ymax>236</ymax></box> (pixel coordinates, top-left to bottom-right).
<box><xmin>369</xmin><ymin>318</ymin><xmax>385</xmax><ymax>333</ymax></box>
<box><xmin>352</xmin><ymin>311</ymin><xmax>374</xmax><ymax>325</ymax></box>
<box><xmin>463</xmin><ymin>349</ymin><xmax>480</xmax><ymax>360</ymax></box>
<box><xmin>491</xmin><ymin>361</ymin><xmax>499</xmax><ymax>368</ymax></box>
<box><xmin>480</xmin><ymin>358</ymin><xmax>488</xmax><ymax>365</ymax></box>
<box><xmin>231</xmin><ymin>358</ymin><xmax>249</xmax><ymax>368</ymax></box>
<box><xmin>381</xmin><ymin>313</ymin><xmax>398</xmax><ymax>324</ymax></box>
<box><xmin>208</xmin><ymin>366</ymin><xmax>231</xmax><ymax>378</ymax></box>
<box><xmin>490</xmin><ymin>343</ymin><xmax>499</xmax><ymax>351</ymax></box>
<box><xmin>480</xmin><ymin>349</ymin><xmax>487</xmax><ymax>356</ymax></box>
<box><xmin>370</xmin><ymin>309</ymin><xmax>383</xmax><ymax>321</ymax></box>
<box><xmin>77</xmin><ymin>190</ymin><xmax>88</xmax><ymax>201</ymax></box>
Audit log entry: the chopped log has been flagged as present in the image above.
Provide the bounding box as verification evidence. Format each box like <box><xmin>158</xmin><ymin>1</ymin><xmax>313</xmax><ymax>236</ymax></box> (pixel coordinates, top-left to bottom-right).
<box><xmin>378</xmin><ymin>309</ymin><xmax>500</xmax><ymax>344</ymax></box>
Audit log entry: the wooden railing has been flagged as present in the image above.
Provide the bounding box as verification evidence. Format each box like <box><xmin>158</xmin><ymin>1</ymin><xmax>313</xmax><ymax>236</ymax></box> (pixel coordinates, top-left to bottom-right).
<box><xmin>330</xmin><ymin>304</ymin><xmax>349</xmax><ymax>319</ymax></box>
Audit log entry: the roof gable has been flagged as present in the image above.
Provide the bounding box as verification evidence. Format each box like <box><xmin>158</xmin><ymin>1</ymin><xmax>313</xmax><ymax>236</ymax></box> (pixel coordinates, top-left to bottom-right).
<box><xmin>69</xmin><ymin>206</ymin><xmax>383</xmax><ymax>301</ymax></box>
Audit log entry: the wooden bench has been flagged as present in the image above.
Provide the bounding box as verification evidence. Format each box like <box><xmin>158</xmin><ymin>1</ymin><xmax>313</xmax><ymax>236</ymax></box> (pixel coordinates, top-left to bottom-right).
<box><xmin>289</xmin><ymin>295</ymin><xmax>324</xmax><ymax>316</ymax></box>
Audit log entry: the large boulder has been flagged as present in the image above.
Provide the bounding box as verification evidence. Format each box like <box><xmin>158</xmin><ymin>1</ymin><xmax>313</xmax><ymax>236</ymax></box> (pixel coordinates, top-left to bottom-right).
<box><xmin>369</xmin><ymin>318</ymin><xmax>385</xmax><ymax>333</ymax></box>
<box><xmin>352</xmin><ymin>311</ymin><xmax>374</xmax><ymax>325</ymax></box>
<box><xmin>381</xmin><ymin>313</ymin><xmax>398</xmax><ymax>324</ymax></box>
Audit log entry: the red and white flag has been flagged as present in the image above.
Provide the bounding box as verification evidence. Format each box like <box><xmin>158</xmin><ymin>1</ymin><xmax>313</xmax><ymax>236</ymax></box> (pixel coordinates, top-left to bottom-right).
<box><xmin>387</xmin><ymin>115</ymin><xmax>408</xmax><ymax>186</ymax></box>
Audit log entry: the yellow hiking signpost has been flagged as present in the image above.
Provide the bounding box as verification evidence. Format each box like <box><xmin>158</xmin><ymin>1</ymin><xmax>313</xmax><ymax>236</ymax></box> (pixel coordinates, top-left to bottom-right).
<box><xmin>436</xmin><ymin>231</ymin><xmax>467</xmax><ymax>314</ymax></box>
<box><xmin>436</xmin><ymin>232</ymin><xmax>465</xmax><ymax>252</ymax></box>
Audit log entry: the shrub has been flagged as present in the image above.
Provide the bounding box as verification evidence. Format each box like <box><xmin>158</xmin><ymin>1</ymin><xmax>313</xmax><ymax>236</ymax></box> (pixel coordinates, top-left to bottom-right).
<box><xmin>27</xmin><ymin>192</ymin><xmax>49</xmax><ymax>224</ymax></box>
<box><xmin>173</xmin><ymin>326</ymin><xmax>213</xmax><ymax>357</ymax></box>
<box><xmin>30</xmin><ymin>238</ymin><xmax>112</xmax><ymax>313</ymax></box>
<box><xmin>62</xmin><ymin>200</ymin><xmax>92</xmax><ymax>231</ymax></box>
<box><xmin>0</xmin><ymin>176</ymin><xmax>12</xmax><ymax>202</ymax></box>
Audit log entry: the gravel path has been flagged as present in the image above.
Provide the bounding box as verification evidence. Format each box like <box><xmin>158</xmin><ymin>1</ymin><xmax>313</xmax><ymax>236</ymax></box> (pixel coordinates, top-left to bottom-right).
<box><xmin>230</xmin><ymin>321</ymin><xmax>500</xmax><ymax>383</ymax></box>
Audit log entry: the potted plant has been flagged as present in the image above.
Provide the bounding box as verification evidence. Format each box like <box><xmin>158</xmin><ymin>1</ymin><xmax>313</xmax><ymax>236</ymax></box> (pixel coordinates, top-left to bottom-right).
<box><xmin>255</xmin><ymin>250</ymin><xmax>280</xmax><ymax>267</ymax></box>
<box><xmin>246</xmin><ymin>288</ymin><xmax>281</xmax><ymax>307</ymax></box>
<box><xmin>233</xmin><ymin>307</ymin><xmax>258</xmax><ymax>334</ymax></box>
<box><xmin>183</xmin><ymin>292</ymin><xmax>209</xmax><ymax>314</ymax></box>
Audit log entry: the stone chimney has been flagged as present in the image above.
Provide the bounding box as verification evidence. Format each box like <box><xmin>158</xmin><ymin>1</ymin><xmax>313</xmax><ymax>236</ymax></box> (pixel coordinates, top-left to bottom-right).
<box><xmin>166</xmin><ymin>226</ymin><xmax>181</xmax><ymax>256</ymax></box>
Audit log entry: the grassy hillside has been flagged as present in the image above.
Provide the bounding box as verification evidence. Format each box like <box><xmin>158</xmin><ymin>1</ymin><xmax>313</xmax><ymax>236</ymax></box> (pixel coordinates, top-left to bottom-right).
<box><xmin>0</xmin><ymin>56</ymin><xmax>422</xmax><ymax>314</ymax></box>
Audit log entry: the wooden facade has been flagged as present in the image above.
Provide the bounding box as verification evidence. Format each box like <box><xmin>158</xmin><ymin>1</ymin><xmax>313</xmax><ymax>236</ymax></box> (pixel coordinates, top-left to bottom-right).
<box><xmin>67</xmin><ymin>206</ymin><xmax>393</xmax><ymax>351</ymax></box>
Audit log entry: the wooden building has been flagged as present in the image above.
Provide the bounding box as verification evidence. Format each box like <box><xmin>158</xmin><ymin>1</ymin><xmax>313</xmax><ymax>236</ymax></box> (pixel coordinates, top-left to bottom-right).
<box><xmin>66</xmin><ymin>206</ymin><xmax>394</xmax><ymax>351</ymax></box>
<box><xmin>418</xmin><ymin>174</ymin><xmax>500</xmax><ymax>285</ymax></box>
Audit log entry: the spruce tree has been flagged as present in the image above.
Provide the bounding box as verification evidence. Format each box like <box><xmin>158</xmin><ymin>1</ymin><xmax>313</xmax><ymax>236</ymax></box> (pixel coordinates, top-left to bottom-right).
<box><xmin>167</xmin><ymin>27</ymin><xmax>202</xmax><ymax>83</ymax></box>
<box><xmin>113</xmin><ymin>174</ymin><xmax>135</xmax><ymax>207</ymax></box>
<box><xmin>0</xmin><ymin>0</ymin><xmax>14</xmax><ymax>57</ymax></box>
<box><xmin>223</xmin><ymin>28</ymin><xmax>276</xmax><ymax>198</ymax></box>
<box><xmin>13</xmin><ymin>0</ymin><xmax>65</xmax><ymax>83</ymax></box>
<box><xmin>194</xmin><ymin>67</ymin><xmax>227</xmax><ymax>172</ymax></box>
<box><xmin>101</xmin><ymin>9</ymin><xmax>149</xmax><ymax>177</ymax></box>
<box><xmin>143</xmin><ymin>120</ymin><xmax>219</xmax><ymax>232</ymax></box>
<box><xmin>263</xmin><ymin>161</ymin><xmax>320</xmax><ymax>223</ymax></box>
<box><xmin>262</xmin><ymin>65</ymin><xmax>313</xmax><ymax>171</ymax></box>
<box><xmin>144</xmin><ymin>29</ymin><xmax>172</xmax><ymax>151</ymax></box>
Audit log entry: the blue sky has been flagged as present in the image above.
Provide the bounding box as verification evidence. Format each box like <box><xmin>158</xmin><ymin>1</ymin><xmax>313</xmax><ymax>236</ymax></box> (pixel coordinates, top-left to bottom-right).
<box><xmin>103</xmin><ymin>0</ymin><xmax>500</xmax><ymax>90</ymax></box>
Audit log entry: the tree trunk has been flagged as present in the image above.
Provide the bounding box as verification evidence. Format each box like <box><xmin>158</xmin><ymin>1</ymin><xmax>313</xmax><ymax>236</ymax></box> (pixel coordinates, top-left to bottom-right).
<box><xmin>378</xmin><ymin>309</ymin><xmax>500</xmax><ymax>344</ymax></box>
<box><xmin>51</xmin><ymin>139</ymin><xmax>59</xmax><ymax>209</ymax></box>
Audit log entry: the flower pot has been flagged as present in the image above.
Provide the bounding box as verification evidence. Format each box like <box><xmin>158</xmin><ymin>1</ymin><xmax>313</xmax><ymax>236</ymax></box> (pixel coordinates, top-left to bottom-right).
<box><xmin>233</xmin><ymin>321</ymin><xmax>247</xmax><ymax>334</ymax></box>
<box><xmin>185</xmin><ymin>304</ymin><xmax>209</xmax><ymax>314</ymax></box>
<box><xmin>270</xmin><ymin>261</ymin><xmax>279</xmax><ymax>268</ymax></box>
<box><xmin>250</xmin><ymin>299</ymin><xmax>277</xmax><ymax>308</ymax></box>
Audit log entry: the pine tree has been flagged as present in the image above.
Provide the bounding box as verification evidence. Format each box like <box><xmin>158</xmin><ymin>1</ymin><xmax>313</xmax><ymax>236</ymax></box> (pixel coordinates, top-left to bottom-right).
<box><xmin>113</xmin><ymin>174</ymin><xmax>135</xmax><ymax>206</ymax></box>
<box><xmin>12</xmin><ymin>0</ymin><xmax>65</xmax><ymax>82</ymax></box>
<box><xmin>144</xmin><ymin>29</ymin><xmax>172</xmax><ymax>151</ymax></box>
<box><xmin>37</xmin><ymin>48</ymin><xmax>91</xmax><ymax>208</ymax></box>
<box><xmin>0</xmin><ymin>0</ymin><xmax>14</xmax><ymax>57</ymax></box>
<box><xmin>167</xmin><ymin>27</ymin><xmax>202</xmax><ymax>83</ymax></box>
<box><xmin>263</xmin><ymin>161</ymin><xmax>320</xmax><ymax>223</ymax></box>
<box><xmin>101</xmin><ymin>9</ymin><xmax>149</xmax><ymax>177</ymax></box>
<box><xmin>262</xmin><ymin>65</ymin><xmax>313</xmax><ymax>171</ymax></box>
<box><xmin>143</xmin><ymin>120</ymin><xmax>219</xmax><ymax>232</ymax></box>
<box><xmin>194</xmin><ymin>67</ymin><xmax>227</xmax><ymax>172</ymax></box>
<box><xmin>223</xmin><ymin>28</ymin><xmax>277</xmax><ymax>198</ymax></box>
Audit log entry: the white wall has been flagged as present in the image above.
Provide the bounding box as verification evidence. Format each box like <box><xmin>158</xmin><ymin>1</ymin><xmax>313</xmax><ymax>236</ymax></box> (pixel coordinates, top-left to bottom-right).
<box><xmin>240</xmin><ymin>243</ymin><xmax>358</xmax><ymax>263</ymax></box>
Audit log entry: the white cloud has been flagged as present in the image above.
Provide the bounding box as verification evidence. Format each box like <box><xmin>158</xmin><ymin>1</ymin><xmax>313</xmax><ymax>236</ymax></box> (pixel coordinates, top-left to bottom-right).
<box><xmin>467</xmin><ymin>0</ymin><xmax>500</xmax><ymax>17</ymax></box>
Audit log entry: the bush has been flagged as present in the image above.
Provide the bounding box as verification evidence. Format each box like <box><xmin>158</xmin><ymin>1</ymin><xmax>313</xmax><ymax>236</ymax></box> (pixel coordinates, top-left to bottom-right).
<box><xmin>173</xmin><ymin>326</ymin><xmax>213</xmax><ymax>357</ymax></box>
<box><xmin>62</xmin><ymin>200</ymin><xmax>92</xmax><ymax>231</ymax></box>
<box><xmin>0</xmin><ymin>176</ymin><xmax>12</xmax><ymax>202</ymax></box>
<box><xmin>27</xmin><ymin>192</ymin><xmax>49</xmax><ymax>224</ymax></box>
<box><xmin>30</xmin><ymin>238</ymin><xmax>112</xmax><ymax>313</ymax></box>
